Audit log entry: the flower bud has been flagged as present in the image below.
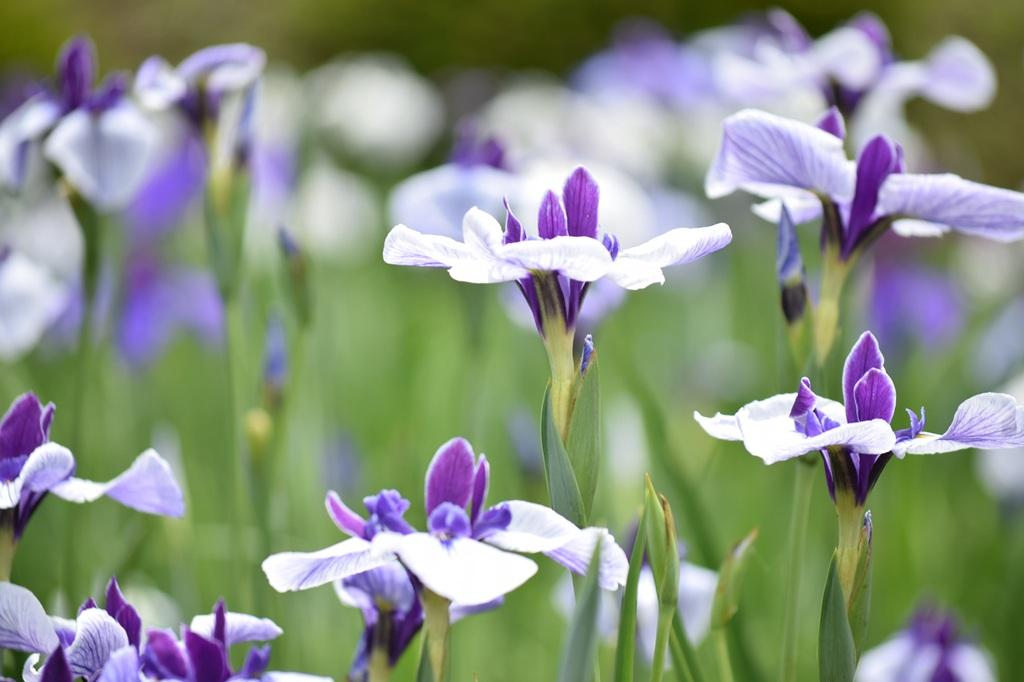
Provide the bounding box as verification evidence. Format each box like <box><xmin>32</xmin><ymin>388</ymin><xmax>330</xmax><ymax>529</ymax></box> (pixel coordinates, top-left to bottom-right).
<box><xmin>644</xmin><ymin>474</ymin><xmax>680</xmax><ymax>607</ymax></box>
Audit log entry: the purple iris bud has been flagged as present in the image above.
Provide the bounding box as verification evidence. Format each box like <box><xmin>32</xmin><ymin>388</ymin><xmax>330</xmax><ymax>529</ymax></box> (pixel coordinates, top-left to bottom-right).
<box><xmin>428</xmin><ymin>502</ymin><xmax>472</xmax><ymax>539</ymax></box>
<box><xmin>57</xmin><ymin>37</ymin><xmax>95</xmax><ymax>112</ymax></box>
<box><xmin>580</xmin><ymin>334</ymin><xmax>595</xmax><ymax>375</ymax></box>
<box><xmin>776</xmin><ymin>206</ymin><xmax>807</xmax><ymax>325</ymax></box>
<box><xmin>262</xmin><ymin>314</ymin><xmax>288</xmax><ymax>406</ymax></box>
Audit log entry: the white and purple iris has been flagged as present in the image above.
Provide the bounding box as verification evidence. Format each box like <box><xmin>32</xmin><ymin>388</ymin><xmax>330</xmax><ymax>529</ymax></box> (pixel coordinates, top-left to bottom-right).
<box><xmin>706</xmin><ymin>108</ymin><xmax>1024</xmax><ymax>260</ymax></box>
<box><xmin>384</xmin><ymin>165</ymin><xmax>731</xmax><ymax>335</ymax></box>
<box><xmin>0</xmin><ymin>36</ymin><xmax>157</xmax><ymax>210</ymax></box>
<box><xmin>263</xmin><ymin>437</ymin><xmax>628</xmax><ymax>606</ymax></box>
<box><xmin>855</xmin><ymin>607</ymin><xmax>995</xmax><ymax>682</ymax></box>
<box><xmin>3</xmin><ymin>578</ymin><xmax>326</xmax><ymax>682</ymax></box>
<box><xmin>0</xmin><ymin>393</ymin><xmax>184</xmax><ymax>543</ymax></box>
<box><xmin>695</xmin><ymin>331</ymin><xmax>1024</xmax><ymax>506</ymax></box>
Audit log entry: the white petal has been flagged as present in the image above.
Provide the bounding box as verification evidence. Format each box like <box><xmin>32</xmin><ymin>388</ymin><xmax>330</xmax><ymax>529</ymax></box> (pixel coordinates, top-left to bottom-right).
<box><xmin>43</xmin><ymin>104</ymin><xmax>158</xmax><ymax>211</ymax></box>
<box><xmin>855</xmin><ymin>635</ymin><xmax>917</xmax><ymax>682</ymax></box>
<box><xmin>188</xmin><ymin>612</ymin><xmax>282</xmax><ymax>645</ymax></box>
<box><xmin>23</xmin><ymin>654</ymin><xmax>43</xmax><ymax>682</ymax></box>
<box><xmin>544</xmin><ymin>527</ymin><xmax>629</xmax><ymax>590</ymax></box>
<box><xmin>67</xmin><ymin>608</ymin><xmax>128</xmax><ymax>677</ymax></box>
<box><xmin>0</xmin><ymin>251</ymin><xmax>69</xmax><ymax>361</ymax></box>
<box><xmin>500</xmin><ymin>236</ymin><xmax>612</xmax><ymax>282</ymax></box>
<box><xmin>890</xmin><ymin>219</ymin><xmax>950</xmax><ymax>239</ymax></box>
<box><xmin>0</xmin><ymin>443</ymin><xmax>75</xmax><ymax>510</ymax></box>
<box><xmin>0</xmin><ymin>582</ymin><xmax>59</xmax><ymax>653</ymax></box>
<box><xmin>382</xmin><ymin>224</ymin><xmax>476</xmax><ymax>268</ymax></box>
<box><xmin>705</xmin><ymin>109</ymin><xmax>855</xmax><ymax>202</ymax></box>
<box><xmin>49</xmin><ymin>449</ymin><xmax>184</xmax><ymax>517</ymax></box>
<box><xmin>460</xmin><ymin>206</ymin><xmax>507</xmax><ymax>257</ymax></box>
<box><xmin>895</xmin><ymin>393</ymin><xmax>1024</xmax><ymax>456</ymax></box>
<box><xmin>262</xmin><ymin>537</ymin><xmax>389</xmax><ymax>592</ymax></box>
<box><xmin>0</xmin><ymin>95</ymin><xmax>60</xmax><ymax>189</ymax></box>
<box><xmin>483</xmin><ymin>500</ymin><xmax>581</xmax><ymax>553</ymax></box>
<box><xmin>752</xmin><ymin>194</ymin><xmax>823</xmax><ymax>225</ymax></box>
<box><xmin>920</xmin><ymin>37</ymin><xmax>995</xmax><ymax>112</ymax></box>
<box><xmin>693</xmin><ymin>410</ymin><xmax>743</xmax><ymax>442</ymax></box>
<box><xmin>133</xmin><ymin>56</ymin><xmax>187</xmax><ymax>110</ymax></box>
<box><xmin>810</xmin><ymin>27</ymin><xmax>883</xmax><ymax>90</ymax></box>
<box><xmin>607</xmin><ymin>223</ymin><xmax>732</xmax><ymax>290</ymax></box>
<box><xmin>391</xmin><ymin>533</ymin><xmax>537</xmax><ymax>606</ymax></box>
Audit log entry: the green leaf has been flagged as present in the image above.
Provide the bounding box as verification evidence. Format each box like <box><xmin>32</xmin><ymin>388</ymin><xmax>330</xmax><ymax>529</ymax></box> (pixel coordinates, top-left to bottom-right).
<box><xmin>541</xmin><ymin>385</ymin><xmax>587</xmax><ymax>527</ymax></box>
<box><xmin>847</xmin><ymin>515</ymin><xmax>872</xmax><ymax>654</ymax></box>
<box><xmin>566</xmin><ymin>353</ymin><xmax>600</xmax><ymax>519</ymax></box>
<box><xmin>711</xmin><ymin>529</ymin><xmax>758</xmax><ymax>629</ymax></box>
<box><xmin>643</xmin><ymin>475</ymin><xmax>679</xmax><ymax>607</ymax></box>
<box><xmin>613</xmin><ymin>513</ymin><xmax>647</xmax><ymax>682</ymax></box>
<box><xmin>416</xmin><ymin>645</ymin><xmax>434</xmax><ymax>682</ymax></box>
<box><xmin>557</xmin><ymin>537</ymin><xmax>604</xmax><ymax>682</ymax></box>
<box><xmin>670</xmin><ymin>611</ymin><xmax>705</xmax><ymax>682</ymax></box>
<box><xmin>818</xmin><ymin>553</ymin><xmax>856</xmax><ymax>682</ymax></box>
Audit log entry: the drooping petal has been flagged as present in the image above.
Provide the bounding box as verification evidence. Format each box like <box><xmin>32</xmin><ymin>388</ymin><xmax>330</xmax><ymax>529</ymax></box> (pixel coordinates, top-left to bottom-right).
<box><xmin>606</xmin><ymin>223</ymin><xmax>732</xmax><ymax>289</ymax></box>
<box><xmin>0</xmin><ymin>582</ymin><xmax>60</xmax><ymax>653</ymax></box>
<box><xmin>894</xmin><ymin>393</ymin><xmax>1024</xmax><ymax>457</ymax></box>
<box><xmin>809</xmin><ymin>26</ymin><xmax>883</xmax><ymax>90</ymax></box>
<box><xmin>424</xmin><ymin>437</ymin><xmax>476</xmax><ymax>516</ymax></box>
<box><xmin>189</xmin><ymin>612</ymin><xmax>282</xmax><ymax>645</ymax></box>
<box><xmin>0</xmin><ymin>393</ymin><xmax>51</xmax><ymax>461</ymax></box>
<box><xmin>852</xmin><ymin>367</ymin><xmax>897</xmax><ymax>423</ymax></box>
<box><xmin>843</xmin><ymin>331</ymin><xmax>886</xmax><ymax>423</ymax></box>
<box><xmin>500</xmin><ymin>236</ymin><xmax>612</xmax><ymax>282</ymax></box>
<box><xmin>43</xmin><ymin>104</ymin><xmax>158</xmax><ymax>211</ymax></box>
<box><xmin>95</xmin><ymin>645</ymin><xmax>140</xmax><ymax>682</ymax></box>
<box><xmin>262</xmin><ymin>537</ymin><xmax>390</xmax><ymax>592</ymax></box>
<box><xmin>388</xmin><ymin>533</ymin><xmax>537</xmax><ymax>606</ymax></box>
<box><xmin>878</xmin><ymin>173</ymin><xmax>1024</xmax><ymax>243</ymax></box>
<box><xmin>133</xmin><ymin>56</ymin><xmax>187</xmax><ymax>110</ymax></box>
<box><xmin>0</xmin><ymin>252</ymin><xmax>70</xmax><ymax>363</ymax></box>
<box><xmin>543</xmin><ymin>527</ymin><xmax>629</xmax><ymax>590</ymax></box>
<box><xmin>705</xmin><ymin>109</ymin><xmax>855</xmax><ymax>203</ymax></box>
<box><xmin>0</xmin><ymin>95</ymin><xmax>60</xmax><ymax>190</ymax></box>
<box><xmin>325</xmin><ymin>490</ymin><xmax>366</xmax><ymax>538</ymax></box>
<box><xmin>67</xmin><ymin>608</ymin><xmax>129</xmax><ymax>678</ymax></box>
<box><xmin>0</xmin><ymin>443</ymin><xmax>75</xmax><ymax>510</ymax></box>
<box><xmin>919</xmin><ymin>37</ymin><xmax>995</xmax><ymax>112</ymax></box>
<box><xmin>49</xmin><ymin>449</ymin><xmax>184</xmax><ymax>517</ymax></box>
<box><xmin>177</xmin><ymin>43</ymin><xmax>266</xmax><ymax>95</ymax></box>
<box><xmin>482</xmin><ymin>500</ymin><xmax>581</xmax><ymax>553</ymax></box>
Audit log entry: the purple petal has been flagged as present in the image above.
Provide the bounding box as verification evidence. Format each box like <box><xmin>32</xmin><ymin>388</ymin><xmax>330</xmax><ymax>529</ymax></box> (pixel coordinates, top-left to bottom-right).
<box><xmin>49</xmin><ymin>449</ymin><xmax>185</xmax><ymax>517</ymax></box>
<box><xmin>562</xmin><ymin>167</ymin><xmax>599</xmax><ymax>239</ymax></box>
<box><xmin>105</xmin><ymin>579</ymin><xmax>140</xmax><ymax>649</ymax></box>
<box><xmin>0</xmin><ymin>393</ymin><xmax>51</xmax><ymax>461</ymax></box>
<box><xmin>845</xmin><ymin>135</ymin><xmax>903</xmax><ymax>255</ymax></box>
<box><xmin>325</xmin><ymin>491</ymin><xmax>366</xmax><ymax>538</ymax></box>
<box><xmin>843</xmin><ymin>331</ymin><xmax>885</xmax><ymax>423</ymax></box>
<box><xmin>789</xmin><ymin>378</ymin><xmax>817</xmax><ymax>418</ymax></box>
<box><xmin>239</xmin><ymin>645</ymin><xmax>271</xmax><ymax>678</ymax></box>
<box><xmin>816</xmin><ymin>107</ymin><xmax>846</xmax><ymax>140</ymax></box>
<box><xmin>878</xmin><ymin>173</ymin><xmax>1024</xmax><ymax>243</ymax></box>
<box><xmin>40</xmin><ymin>646</ymin><xmax>73</xmax><ymax>682</ymax></box>
<box><xmin>896</xmin><ymin>393</ymin><xmax>1024</xmax><ymax>456</ymax></box>
<box><xmin>537</xmin><ymin>190</ymin><xmax>568</xmax><ymax>239</ymax></box>
<box><xmin>183</xmin><ymin>630</ymin><xmax>228</xmax><ymax>682</ymax></box>
<box><xmin>96</xmin><ymin>646</ymin><xmax>140</xmax><ymax>682</ymax></box>
<box><xmin>141</xmin><ymin>628</ymin><xmax>188</xmax><ymax>679</ymax></box>
<box><xmin>0</xmin><ymin>582</ymin><xmax>60</xmax><ymax>653</ymax></box>
<box><xmin>424</xmin><ymin>437</ymin><xmax>476</xmax><ymax>516</ymax></box>
<box><xmin>67</xmin><ymin>609</ymin><xmax>129</xmax><ymax>677</ymax></box>
<box><xmin>503</xmin><ymin>197</ymin><xmax>525</xmax><ymax>244</ymax></box>
<box><xmin>57</xmin><ymin>37</ymin><xmax>95</xmax><ymax>111</ymax></box>
<box><xmin>262</xmin><ymin>537</ymin><xmax>390</xmax><ymax>592</ymax></box>
<box><xmin>852</xmin><ymin>367</ymin><xmax>897</xmax><ymax>423</ymax></box>
<box><xmin>469</xmin><ymin>455</ymin><xmax>490</xmax><ymax>525</ymax></box>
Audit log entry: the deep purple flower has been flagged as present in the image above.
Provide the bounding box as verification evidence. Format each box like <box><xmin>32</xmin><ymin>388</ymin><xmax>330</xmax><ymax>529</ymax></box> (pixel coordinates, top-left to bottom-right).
<box><xmin>0</xmin><ymin>393</ymin><xmax>184</xmax><ymax>542</ymax></box>
<box><xmin>263</xmin><ymin>437</ymin><xmax>628</xmax><ymax>605</ymax></box>
<box><xmin>696</xmin><ymin>331</ymin><xmax>1024</xmax><ymax>506</ymax></box>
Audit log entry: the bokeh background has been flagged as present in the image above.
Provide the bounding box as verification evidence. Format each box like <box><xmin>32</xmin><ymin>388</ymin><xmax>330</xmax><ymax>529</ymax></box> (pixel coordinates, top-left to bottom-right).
<box><xmin>2</xmin><ymin>1</ymin><xmax>1024</xmax><ymax>680</ymax></box>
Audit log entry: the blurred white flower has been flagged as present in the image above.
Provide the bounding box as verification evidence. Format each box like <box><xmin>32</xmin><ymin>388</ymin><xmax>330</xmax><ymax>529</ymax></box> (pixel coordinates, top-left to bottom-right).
<box><xmin>291</xmin><ymin>157</ymin><xmax>380</xmax><ymax>259</ymax></box>
<box><xmin>0</xmin><ymin>249</ymin><xmax>69</xmax><ymax>361</ymax></box>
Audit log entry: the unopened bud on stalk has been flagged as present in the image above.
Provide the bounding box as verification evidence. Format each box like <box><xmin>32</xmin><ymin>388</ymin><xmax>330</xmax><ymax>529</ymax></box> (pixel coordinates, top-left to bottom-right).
<box><xmin>644</xmin><ymin>474</ymin><xmax>680</xmax><ymax>606</ymax></box>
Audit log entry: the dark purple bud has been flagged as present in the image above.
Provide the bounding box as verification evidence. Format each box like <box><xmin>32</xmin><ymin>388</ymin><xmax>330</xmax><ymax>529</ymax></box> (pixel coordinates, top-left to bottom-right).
<box><xmin>602</xmin><ymin>233</ymin><xmax>620</xmax><ymax>260</ymax></box>
<box><xmin>57</xmin><ymin>36</ymin><xmax>95</xmax><ymax>111</ymax></box>
<box><xmin>776</xmin><ymin>207</ymin><xmax>807</xmax><ymax>325</ymax></box>
<box><xmin>503</xmin><ymin>198</ymin><xmax>525</xmax><ymax>244</ymax></box>
<box><xmin>562</xmin><ymin>166</ymin><xmax>600</xmax><ymax>239</ymax></box>
<box><xmin>537</xmin><ymin>191</ymin><xmax>568</xmax><ymax>239</ymax></box>
<box><xmin>471</xmin><ymin>503</ymin><xmax>512</xmax><ymax>540</ymax></box>
<box><xmin>580</xmin><ymin>334</ymin><xmax>595</xmax><ymax>375</ymax></box>
<box><xmin>815</xmin><ymin>107</ymin><xmax>846</xmax><ymax>140</ymax></box>
<box><xmin>428</xmin><ymin>502</ymin><xmax>471</xmax><ymax>539</ymax></box>
<box><xmin>40</xmin><ymin>646</ymin><xmax>72</xmax><ymax>682</ymax></box>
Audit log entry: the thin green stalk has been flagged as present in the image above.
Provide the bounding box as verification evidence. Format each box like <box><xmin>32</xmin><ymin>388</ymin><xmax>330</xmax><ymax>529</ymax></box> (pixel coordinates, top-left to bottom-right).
<box><xmin>779</xmin><ymin>460</ymin><xmax>816</xmax><ymax>681</ymax></box>
<box><xmin>421</xmin><ymin>590</ymin><xmax>451</xmax><ymax>682</ymax></box>
<box><xmin>0</xmin><ymin>529</ymin><xmax>14</xmax><ymax>582</ymax></box>
<box><xmin>224</xmin><ymin>296</ymin><xmax>254</xmax><ymax>610</ymax></box>
<box><xmin>715</xmin><ymin>631</ymin><xmax>734</xmax><ymax>682</ymax></box>
<box><xmin>667</xmin><ymin>633</ymin><xmax>694</xmax><ymax>682</ymax></box>
<box><xmin>369</xmin><ymin>649</ymin><xmax>392</xmax><ymax>682</ymax></box>
<box><xmin>613</xmin><ymin>515</ymin><xmax>647</xmax><ymax>682</ymax></box>
<box><xmin>671</xmin><ymin>611</ymin><xmax>704</xmax><ymax>682</ymax></box>
<box><xmin>649</xmin><ymin>608</ymin><xmax>673</xmax><ymax>682</ymax></box>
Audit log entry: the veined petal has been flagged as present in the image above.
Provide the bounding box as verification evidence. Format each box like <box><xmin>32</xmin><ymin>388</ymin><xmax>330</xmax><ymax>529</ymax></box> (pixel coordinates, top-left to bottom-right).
<box><xmin>424</xmin><ymin>437</ymin><xmax>476</xmax><ymax>516</ymax></box>
<box><xmin>543</xmin><ymin>527</ymin><xmax>628</xmax><ymax>590</ymax></box>
<box><xmin>878</xmin><ymin>174</ymin><xmax>1024</xmax><ymax>243</ymax></box>
<box><xmin>67</xmin><ymin>609</ymin><xmax>128</xmax><ymax>677</ymax></box>
<box><xmin>43</xmin><ymin>104</ymin><xmax>158</xmax><ymax>211</ymax></box>
<box><xmin>500</xmin><ymin>236</ymin><xmax>612</xmax><ymax>282</ymax></box>
<box><xmin>895</xmin><ymin>393</ymin><xmax>1024</xmax><ymax>456</ymax></box>
<box><xmin>705</xmin><ymin>109</ymin><xmax>855</xmax><ymax>203</ymax></box>
<box><xmin>843</xmin><ymin>331</ymin><xmax>886</xmax><ymax>422</ymax></box>
<box><xmin>482</xmin><ymin>500</ymin><xmax>581</xmax><ymax>553</ymax></box>
<box><xmin>0</xmin><ymin>582</ymin><xmax>60</xmax><ymax>653</ymax></box>
<box><xmin>95</xmin><ymin>646</ymin><xmax>139</xmax><ymax>682</ymax></box>
<box><xmin>852</xmin><ymin>367</ymin><xmax>896</xmax><ymax>423</ymax></box>
<box><xmin>692</xmin><ymin>411</ymin><xmax>743</xmax><ymax>442</ymax></box>
<box><xmin>262</xmin><ymin>537</ymin><xmax>390</xmax><ymax>592</ymax></box>
<box><xmin>606</xmin><ymin>223</ymin><xmax>732</xmax><ymax>290</ymax></box>
<box><xmin>0</xmin><ymin>443</ymin><xmax>75</xmax><ymax>510</ymax></box>
<box><xmin>189</xmin><ymin>612</ymin><xmax>282</xmax><ymax>645</ymax></box>
<box><xmin>390</xmin><ymin>533</ymin><xmax>537</xmax><ymax>606</ymax></box>
<box><xmin>382</xmin><ymin>225</ymin><xmax>476</xmax><ymax>268</ymax></box>
<box><xmin>134</xmin><ymin>56</ymin><xmax>186</xmax><ymax>110</ymax></box>
<box><xmin>920</xmin><ymin>37</ymin><xmax>995</xmax><ymax>112</ymax></box>
<box><xmin>49</xmin><ymin>449</ymin><xmax>184</xmax><ymax>517</ymax></box>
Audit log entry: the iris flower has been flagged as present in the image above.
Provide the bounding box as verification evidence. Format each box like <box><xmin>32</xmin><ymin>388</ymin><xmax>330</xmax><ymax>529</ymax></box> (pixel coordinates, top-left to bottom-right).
<box><xmin>263</xmin><ymin>436</ymin><xmax>628</xmax><ymax>606</ymax></box>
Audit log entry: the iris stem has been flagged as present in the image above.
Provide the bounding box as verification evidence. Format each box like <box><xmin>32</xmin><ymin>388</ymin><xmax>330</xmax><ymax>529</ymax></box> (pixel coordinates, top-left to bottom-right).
<box><xmin>834</xmin><ymin>499</ymin><xmax>865</xmax><ymax>604</ymax></box>
<box><xmin>0</xmin><ymin>530</ymin><xmax>14</xmax><ymax>582</ymax></box>
<box><xmin>813</xmin><ymin>245</ymin><xmax>850</xmax><ymax>368</ymax></box>
<box><xmin>369</xmin><ymin>649</ymin><xmax>391</xmax><ymax>682</ymax></box>
<box><xmin>671</xmin><ymin>607</ymin><xmax>704</xmax><ymax>682</ymax></box>
<box><xmin>649</xmin><ymin>606</ymin><xmax>673</xmax><ymax>682</ymax></box>
<box><xmin>224</xmin><ymin>295</ymin><xmax>254</xmax><ymax>610</ymax></box>
<box><xmin>779</xmin><ymin>459</ymin><xmax>816</xmax><ymax>681</ymax></box>
<box><xmin>421</xmin><ymin>589</ymin><xmax>451</xmax><ymax>682</ymax></box>
<box><xmin>715</xmin><ymin>630</ymin><xmax>734</xmax><ymax>682</ymax></box>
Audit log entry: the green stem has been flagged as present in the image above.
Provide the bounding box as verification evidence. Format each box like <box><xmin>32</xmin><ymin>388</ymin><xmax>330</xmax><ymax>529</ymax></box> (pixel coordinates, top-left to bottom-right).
<box><xmin>813</xmin><ymin>246</ymin><xmax>850</xmax><ymax>368</ymax></box>
<box><xmin>671</xmin><ymin>611</ymin><xmax>704</xmax><ymax>682</ymax></box>
<box><xmin>369</xmin><ymin>649</ymin><xmax>392</xmax><ymax>682</ymax></box>
<box><xmin>225</xmin><ymin>296</ymin><xmax>254</xmax><ymax>609</ymax></box>
<box><xmin>422</xmin><ymin>590</ymin><xmax>451</xmax><ymax>682</ymax></box>
<box><xmin>535</xmin><ymin>275</ymin><xmax>577</xmax><ymax>442</ymax></box>
<box><xmin>0</xmin><ymin>530</ymin><xmax>14</xmax><ymax>582</ymax></box>
<box><xmin>715</xmin><ymin>630</ymin><xmax>734</xmax><ymax>682</ymax></box>
<box><xmin>649</xmin><ymin>608</ymin><xmax>673</xmax><ymax>682</ymax></box>
<box><xmin>779</xmin><ymin>460</ymin><xmax>816</xmax><ymax>681</ymax></box>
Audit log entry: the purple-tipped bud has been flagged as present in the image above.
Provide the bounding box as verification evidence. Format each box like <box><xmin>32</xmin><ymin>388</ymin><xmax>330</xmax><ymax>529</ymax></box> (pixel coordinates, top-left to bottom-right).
<box><xmin>580</xmin><ymin>334</ymin><xmax>595</xmax><ymax>375</ymax></box>
<box><xmin>776</xmin><ymin>207</ymin><xmax>807</xmax><ymax>325</ymax></box>
<box><xmin>262</xmin><ymin>314</ymin><xmax>288</xmax><ymax>409</ymax></box>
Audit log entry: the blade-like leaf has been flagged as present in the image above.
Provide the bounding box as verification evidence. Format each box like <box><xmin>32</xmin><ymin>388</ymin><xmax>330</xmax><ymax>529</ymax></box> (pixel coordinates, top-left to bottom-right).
<box><xmin>613</xmin><ymin>513</ymin><xmax>647</xmax><ymax>682</ymax></box>
<box><xmin>847</xmin><ymin>514</ymin><xmax>872</xmax><ymax>655</ymax></box>
<box><xmin>711</xmin><ymin>529</ymin><xmax>759</xmax><ymax>629</ymax></box>
<box><xmin>818</xmin><ymin>553</ymin><xmax>856</xmax><ymax>682</ymax></box>
<box><xmin>566</xmin><ymin>353</ymin><xmax>601</xmax><ymax>520</ymax></box>
<box><xmin>671</xmin><ymin>610</ymin><xmax>704</xmax><ymax>682</ymax></box>
<box><xmin>557</xmin><ymin>537</ymin><xmax>603</xmax><ymax>682</ymax></box>
<box><xmin>542</xmin><ymin>385</ymin><xmax>587</xmax><ymax>527</ymax></box>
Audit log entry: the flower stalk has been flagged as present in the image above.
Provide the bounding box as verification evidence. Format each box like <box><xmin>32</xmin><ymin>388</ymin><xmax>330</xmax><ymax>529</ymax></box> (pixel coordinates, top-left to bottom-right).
<box><xmin>779</xmin><ymin>457</ymin><xmax>816</xmax><ymax>682</ymax></box>
<box><xmin>421</xmin><ymin>589</ymin><xmax>452</xmax><ymax>682</ymax></box>
<box><xmin>813</xmin><ymin>244</ymin><xmax>851</xmax><ymax>368</ymax></box>
<box><xmin>0</xmin><ymin>526</ymin><xmax>14</xmax><ymax>582</ymax></box>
